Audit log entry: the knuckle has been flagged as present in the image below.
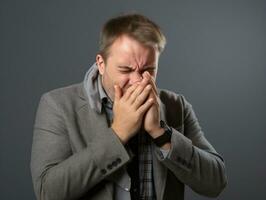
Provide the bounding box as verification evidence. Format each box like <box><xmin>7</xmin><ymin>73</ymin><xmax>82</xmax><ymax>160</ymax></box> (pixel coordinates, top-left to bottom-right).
<box><xmin>136</xmin><ymin>109</ymin><xmax>142</xmax><ymax>116</ymax></box>
<box><xmin>126</xmin><ymin>89</ymin><xmax>132</xmax><ymax>95</ymax></box>
<box><xmin>135</xmin><ymin>96</ymin><xmax>141</xmax><ymax>103</ymax></box>
<box><xmin>134</xmin><ymin>87</ymin><xmax>141</xmax><ymax>94</ymax></box>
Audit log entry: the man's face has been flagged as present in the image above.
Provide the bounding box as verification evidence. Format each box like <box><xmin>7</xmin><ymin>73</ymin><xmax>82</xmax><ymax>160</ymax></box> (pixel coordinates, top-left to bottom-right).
<box><xmin>96</xmin><ymin>35</ymin><xmax>159</xmax><ymax>101</ymax></box>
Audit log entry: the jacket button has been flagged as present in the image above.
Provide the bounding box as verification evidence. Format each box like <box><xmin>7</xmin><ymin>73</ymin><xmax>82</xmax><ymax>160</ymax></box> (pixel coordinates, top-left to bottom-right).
<box><xmin>181</xmin><ymin>159</ymin><xmax>186</xmax><ymax>165</ymax></box>
<box><xmin>112</xmin><ymin>161</ymin><xmax>118</xmax><ymax>167</ymax></box>
<box><xmin>116</xmin><ymin>158</ymin><xmax>121</xmax><ymax>163</ymax></box>
<box><xmin>100</xmin><ymin>169</ymin><xmax>107</xmax><ymax>174</ymax></box>
<box><xmin>107</xmin><ymin>164</ymin><xmax>113</xmax><ymax>170</ymax></box>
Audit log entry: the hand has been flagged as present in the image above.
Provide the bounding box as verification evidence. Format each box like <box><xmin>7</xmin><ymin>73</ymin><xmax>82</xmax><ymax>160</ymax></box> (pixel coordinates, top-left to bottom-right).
<box><xmin>143</xmin><ymin>72</ymin><xmax>164</xmax><ymax>138</ymax></box>
<box><xmin>111</xmin><ymin>78</ymin><xmax>154</xmax><ymax>144</ymax></box>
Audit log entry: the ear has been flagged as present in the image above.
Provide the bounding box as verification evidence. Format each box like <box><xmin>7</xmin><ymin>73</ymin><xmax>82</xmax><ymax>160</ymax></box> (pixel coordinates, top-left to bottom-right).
<box><xmin>96</xmin><ymin>54</ymin><xmax>105</xmax><ymax>75</ymax></box>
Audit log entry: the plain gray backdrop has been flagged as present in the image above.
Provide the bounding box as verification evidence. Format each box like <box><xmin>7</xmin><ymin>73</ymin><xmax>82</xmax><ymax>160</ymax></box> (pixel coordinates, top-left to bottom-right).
<box><xmin>1</xmin><ymin>0</ymin><xmax>266</xmax><ymax>199</ymax></box>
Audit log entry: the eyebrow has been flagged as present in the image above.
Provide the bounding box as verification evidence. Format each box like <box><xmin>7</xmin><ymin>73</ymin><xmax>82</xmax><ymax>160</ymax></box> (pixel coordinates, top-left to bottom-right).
<box><xmin>117</xmin><ymin>65</ymin><xmax>156</xmax><ymax>70</ymax></box>
<box><xmin>144</xmin><ymin>66</ymin><xmax>156</xmax><ymax>70</ymax></box>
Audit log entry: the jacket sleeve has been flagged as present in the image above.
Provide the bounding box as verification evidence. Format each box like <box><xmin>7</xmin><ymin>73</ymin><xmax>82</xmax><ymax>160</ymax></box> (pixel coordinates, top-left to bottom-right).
<box><xmin>154</xmin><ymin>94</ymin><xmax>227</xmax><ymax>197</ymax></box>
<box><xmin>30</xmin><ymin>93</ymin><xmax>131</xmax><ymax>200</ymax></box>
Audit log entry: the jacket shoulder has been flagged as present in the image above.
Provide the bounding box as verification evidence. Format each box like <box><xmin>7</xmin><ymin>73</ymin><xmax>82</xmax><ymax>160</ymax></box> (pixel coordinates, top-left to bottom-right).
<box><xmin>158</xmin><ymin>88</ymin><xmax>184</xmax><ymax>105</ymax></box>
<box><xmin>39</xmin><ymin>82</ymin><xmax>85</xmax><ymax>112</ymax></box>
<box><xmin>43</xmin><ymin>83</ymin><xmax>82</xmax><ymax>98</ymax></box>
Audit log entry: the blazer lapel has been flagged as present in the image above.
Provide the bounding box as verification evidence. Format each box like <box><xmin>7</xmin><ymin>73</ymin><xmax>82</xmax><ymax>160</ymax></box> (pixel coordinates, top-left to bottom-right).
<box><xmin>76</xmin><ymin>83</ymin><xmax>130</xmax><ymax>188</ymax></box>
<box><xmin>74</xmin><ymin>84</ymin><xmax>110</xmax><ymax>147</ymax></box>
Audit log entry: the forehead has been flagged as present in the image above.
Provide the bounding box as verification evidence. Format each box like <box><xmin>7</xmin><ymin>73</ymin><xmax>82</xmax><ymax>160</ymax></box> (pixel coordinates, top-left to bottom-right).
<box><xmin>108</xmin><ymin>35</ymin><xmax>158</xmax><ymax>67</ymax></box>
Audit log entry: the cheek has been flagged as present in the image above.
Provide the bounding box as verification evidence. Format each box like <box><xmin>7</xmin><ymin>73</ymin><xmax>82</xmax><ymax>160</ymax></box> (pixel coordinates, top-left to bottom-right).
<box><xmin>119</xmin><ymin>77</ymin><xmax>129</xmax><ymax>88</ymax></box>
<box><xmin>115</xmin><ymin>76</ymin><xmax>129</xmax><ymax>91</ymax></box>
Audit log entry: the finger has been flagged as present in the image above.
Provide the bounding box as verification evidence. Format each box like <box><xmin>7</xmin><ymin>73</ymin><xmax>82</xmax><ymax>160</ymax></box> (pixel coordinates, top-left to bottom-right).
<box><xmin>133</xmin><ymin>84</ymin><xmax>152</xmax><ymax>108</ymax></box>
<box><xmin>144</xmin><ymin>72</ymin><xmax>158</xmax><ymax>95</ymax></box>
<box><xmin>145</xmin><ymin>72</ymin><xmax>158</xmax><ymax>98</ymax></box>
<box><xmin>128</xmin><ymin>82</ymin><xmax>150</xmax><ymax>104</ymax></box>
<box><xmin>122</xmin><ymin>84</ymin><xmax>139</xmax><ymax>100</ymax></box>
<box><xmin>127</xmin><ymin>74</ymin><xmax>150</xmax><ymax>102</ymax></box>
<box><xmin>137</xmin><ymin>98</ymin><xmax>154</xmax><ymax>115</ymax></box>
<box><xmin>150</xmin><ymin>86</ymin><xmax>158</xmax><ymax>100</ymax></box>
<box><xmin>140</xmin><ymin>74</ymin><xmax>150</xmax><ymax>86</ymax></box>
<box><xmin>145</xmin><ymin>88</ymin><xmax>159</xmax><ymax>110</ymax></box>
<box><xmin>149</xmin><ymin>77</ymin><xmax>158</xmax><ymax>96</ymax></box>
<box><xmin>149</xmin><ymin>89</ymin><xmax>160</xmax><ymax>107</ymax></box>
<box><xmin>114</xmin><ymin>85</ymin><xmax>122</xmax><ymax>101</ymax></box>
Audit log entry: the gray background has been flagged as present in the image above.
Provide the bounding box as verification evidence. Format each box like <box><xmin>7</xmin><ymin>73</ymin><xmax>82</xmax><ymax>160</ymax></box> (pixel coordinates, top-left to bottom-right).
<box><xmin>1</xmin><ymin>0</ymin><xmax>266</xmax><ymax>199</ymax></box>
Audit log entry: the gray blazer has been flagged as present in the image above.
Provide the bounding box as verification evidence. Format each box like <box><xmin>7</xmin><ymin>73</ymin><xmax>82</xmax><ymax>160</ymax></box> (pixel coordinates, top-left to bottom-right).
<box><xmin>30</xmin><ymin>83</ymin><xmax>227</xmax><ymax>200</ymax></box>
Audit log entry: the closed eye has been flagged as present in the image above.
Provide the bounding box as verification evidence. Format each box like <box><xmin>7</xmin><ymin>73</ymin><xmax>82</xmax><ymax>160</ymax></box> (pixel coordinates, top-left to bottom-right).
<box><xmin>119</xmin><ymin>70</ymin><xmax>131</xmax><ymax>74</ymax></box>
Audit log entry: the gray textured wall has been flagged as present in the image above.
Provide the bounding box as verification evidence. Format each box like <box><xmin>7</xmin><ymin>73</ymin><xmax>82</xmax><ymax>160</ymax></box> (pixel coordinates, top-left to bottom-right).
<box><xmin>1</xmin><ymin>0</ymin><xmax>266</xmax><ymax>199</ymax></box>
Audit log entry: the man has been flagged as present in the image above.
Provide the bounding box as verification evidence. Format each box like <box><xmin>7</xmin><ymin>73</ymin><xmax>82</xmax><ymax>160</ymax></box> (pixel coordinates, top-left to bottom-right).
<box><xmin>31</xmin><ymin>14</ymin><xmax>227</xmax><ymax>200</ymax></box>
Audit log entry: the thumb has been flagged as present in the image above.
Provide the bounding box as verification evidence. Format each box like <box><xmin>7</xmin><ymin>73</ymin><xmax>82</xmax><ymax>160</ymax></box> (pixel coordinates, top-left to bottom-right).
<box><xmin>114</xmin><ymin>85</ymin><xmax>122</xmax><ymax>101</ymax></box>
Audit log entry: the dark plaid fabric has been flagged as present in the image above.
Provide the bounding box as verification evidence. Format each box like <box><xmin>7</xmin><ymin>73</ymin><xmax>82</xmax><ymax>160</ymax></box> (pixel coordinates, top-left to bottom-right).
<box><xmin>127</xmin><ymin>134</ymin><xmax>140</xmax><ymax>199</ymax></box>
<box><xmin>138</xmin><ymin>130</ymin><xmax>156</xmax><ymax>200</ymax></box>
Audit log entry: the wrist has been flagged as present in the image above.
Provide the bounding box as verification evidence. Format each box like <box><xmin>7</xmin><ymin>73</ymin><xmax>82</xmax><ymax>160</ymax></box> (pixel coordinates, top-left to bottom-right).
<box><xmin>111</xmin><ymin>124</ymin><xmax>129</xmax><ymax>145</ymax></box>
<box><xmin>149</xmin><ymin>127</ymin><xmax>165</xmax><ymax>139</ymax></box>
<box><xmin>152</xmin><ymin>120</ymin><xmax>172</xmax><ymax>147</ymax></box>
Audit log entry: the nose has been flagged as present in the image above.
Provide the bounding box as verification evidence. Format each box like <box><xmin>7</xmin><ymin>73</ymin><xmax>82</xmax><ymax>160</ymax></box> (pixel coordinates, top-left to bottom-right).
<box><xmin>129</xmin><ymin>71</ymin><xmax>143</xmax><ymax>84</ymax></box>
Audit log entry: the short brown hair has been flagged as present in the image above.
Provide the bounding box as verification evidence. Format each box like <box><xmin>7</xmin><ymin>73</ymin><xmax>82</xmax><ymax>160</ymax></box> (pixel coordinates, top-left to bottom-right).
<box><xmin>98</xmin><ymin>13</ymin><xmax>166</xmax><ymax>61</ymax></box>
